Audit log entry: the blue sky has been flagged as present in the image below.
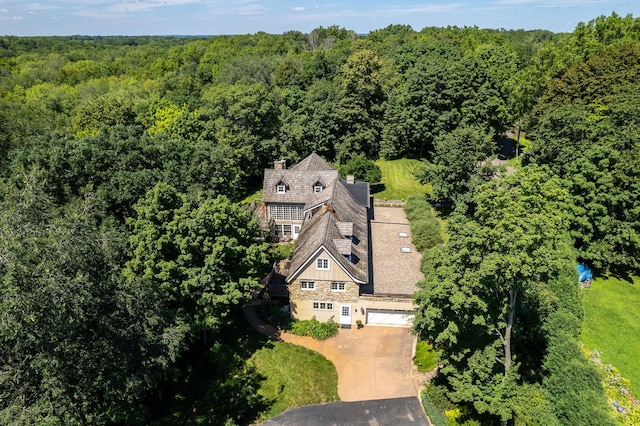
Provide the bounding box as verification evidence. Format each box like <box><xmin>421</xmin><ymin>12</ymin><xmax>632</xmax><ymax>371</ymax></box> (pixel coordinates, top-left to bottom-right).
<box><xmin>1</xmin><ymin>0</ymin><xmax>639</xmax><ymax>36</ymax></box>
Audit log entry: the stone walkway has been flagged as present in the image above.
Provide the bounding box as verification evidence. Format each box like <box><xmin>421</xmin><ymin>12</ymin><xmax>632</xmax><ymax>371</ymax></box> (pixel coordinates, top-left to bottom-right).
<box><xmin>242</xmin><ymin>299</ymin><xmax>280</xmax><ymax>340</ymax></box>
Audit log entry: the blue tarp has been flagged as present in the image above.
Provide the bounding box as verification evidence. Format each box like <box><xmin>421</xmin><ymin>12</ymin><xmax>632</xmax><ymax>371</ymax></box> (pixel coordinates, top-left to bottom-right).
<box><xmin>577</xmin><ymin>263</ymin><xmax>593</xmax><ymax>282</ymax></box>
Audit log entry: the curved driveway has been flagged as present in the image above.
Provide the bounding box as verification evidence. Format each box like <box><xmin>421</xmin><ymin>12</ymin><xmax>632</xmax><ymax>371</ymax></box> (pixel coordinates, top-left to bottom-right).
<box><xmin>281</xmin><ymin>326</ymin><xmax>420</xmax><ymax>401</ymax></box>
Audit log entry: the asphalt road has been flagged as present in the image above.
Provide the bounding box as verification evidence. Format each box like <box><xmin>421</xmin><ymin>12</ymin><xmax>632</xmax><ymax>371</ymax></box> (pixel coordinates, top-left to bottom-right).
<box><xmin>262</xmin><ymin>396</ymin><xmax>428</xmax><ymax>425</ymax></box>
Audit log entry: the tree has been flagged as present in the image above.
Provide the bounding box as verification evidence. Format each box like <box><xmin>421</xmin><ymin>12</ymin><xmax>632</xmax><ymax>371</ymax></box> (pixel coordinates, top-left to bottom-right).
<box><xmin>278</xmin><ymin>80</ymin><xmax>341</xmax><ymax>162</ymax></box>
<box><xmin>380</xmin><ymin>40</ymin><xmax>463</xmax><ymax>159</ymax></box>
<box><xmin>337</xmin><ymin>155</ymin><xmax>382</xmax><ymax>183</ymax></box>
<box><xmin>72</xmin><ymin>91</ymin><xmax>138</xmax><ymax>138</ymax></box>
<box><xmin>336</xmin><ymin>49</ymin><xmax>387</xmax><ymax>161</ymax></box>
<box><xmin>526</xmin><ymin>44</ymin><xmax>640</xmax><ymax>273</ymax></box>
<box><xmin>202</xmin><ymin>82</ymin><xmax>279</xmax><ymax>186</ymax></box>
<box><xmin>124</xmin><ymin>183</ymin><xmax>270</xmax><ymax>349</ymax></box>
<box><xmin>418</xmin><ymin>125</ymin><xmax>495</xmax><ymax>206</ymax></box>
<box><xmin>414</xmin><ymin>167</ymin><xmax>585</xmax><ymax>424</ymax></box>
<box><xmin>0</xmin><ymin>172</ymin><xmax>168</xmax><ymax>424</ymax></box>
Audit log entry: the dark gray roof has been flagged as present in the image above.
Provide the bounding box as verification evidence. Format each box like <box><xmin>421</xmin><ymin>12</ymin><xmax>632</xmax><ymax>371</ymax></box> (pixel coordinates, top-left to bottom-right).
<box><xmin>341</xmin><ymin>179</ymin><xmax>371</xmax><ymax>208</ymax></box>
<box><xmin>286</xmin><ymin>180</ymin><xmax>369</xmax><ymax>284</ymax></box>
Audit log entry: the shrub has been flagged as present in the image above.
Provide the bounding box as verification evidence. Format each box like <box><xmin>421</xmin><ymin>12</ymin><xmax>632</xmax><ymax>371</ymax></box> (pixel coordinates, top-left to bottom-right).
<box><xmin>338</xmin><ymin>156</ymin><xmax>382</xmax><ymax>183</ymax></box>
<box><xmin>270</xmin><ymin>242</ymin><xmax>295</xmax><ymax>261</ymax></box>
<box><xmin>414</xmin><ymin>340</ymin><xmax>437</xmax><ymax>372</ymax></box>
<box><xmin>420</xmin><ymin>390</ymin><xmax>448</xmax><ymax>426</ymax></box>
<box><xmin>404</xmin><ymin>194</ymin><xmax>443</xmax><ymax>251</ymax></box>
<box><xmin>289</xmin><ymin>317</ymin><xmax>339</xmax><ymax>340</ymax></box>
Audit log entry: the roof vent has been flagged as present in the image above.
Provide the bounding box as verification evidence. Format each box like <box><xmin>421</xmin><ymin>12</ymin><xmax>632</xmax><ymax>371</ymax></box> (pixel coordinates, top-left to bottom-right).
<box><xmin>398</xmin><ymin>232</ymin><xmax>409</xmax><ymax>238</ymax></box>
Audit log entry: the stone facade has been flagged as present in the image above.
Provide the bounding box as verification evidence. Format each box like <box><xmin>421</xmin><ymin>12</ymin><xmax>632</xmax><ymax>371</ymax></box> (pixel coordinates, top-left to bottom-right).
<box><xmin>289</xmin><ymin>278</ymin><xmax>359</xmax><ymax>323</ymax></box>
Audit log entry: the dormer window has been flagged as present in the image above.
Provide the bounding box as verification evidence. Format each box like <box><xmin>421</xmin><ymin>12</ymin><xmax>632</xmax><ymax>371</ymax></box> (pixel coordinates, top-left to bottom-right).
<box><xmin>276</xmin><ymin>184</ymin><xmax>286</xmax><ymax>194</ymax></box>
<box><xmin>314</xmin><ymin>185</ymin><xmax>323</xmax><ymax>193</ymax></box>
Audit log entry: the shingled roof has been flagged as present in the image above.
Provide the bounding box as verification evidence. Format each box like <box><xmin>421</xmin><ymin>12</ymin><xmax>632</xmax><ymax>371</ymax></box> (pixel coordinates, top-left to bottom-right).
<box><xmin>262</xmin><ymin>169</ymin><xmax>339</xmax><ymax>205</ymax></box>
<box><xmin>289</xmin><ymin>152</ymin><xmax>336</xmax><ymax>171</ymax></box>
<box><xmin>262</xmin><ymin>153</ymin><xmax>339</xmax><ymax>205</ymax></box>
<box><xmin>286</xmin><ymin>180</ymin><xmax>369</xmax><ymax>285</ymax></box>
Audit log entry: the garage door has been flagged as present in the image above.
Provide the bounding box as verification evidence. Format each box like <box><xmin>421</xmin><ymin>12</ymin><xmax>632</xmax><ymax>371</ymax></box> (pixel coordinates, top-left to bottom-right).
<box><xmin>367</xmin><ymin>310</ymin><xmax>415</xmax><ymax>326</ymax></box>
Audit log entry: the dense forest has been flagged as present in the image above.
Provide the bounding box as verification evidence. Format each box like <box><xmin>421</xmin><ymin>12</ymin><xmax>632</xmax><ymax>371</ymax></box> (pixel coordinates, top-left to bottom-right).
<box><xmin>1</xmin><ymin>12</ymin><xmax>639</xmax><ymax>425</ymax></box>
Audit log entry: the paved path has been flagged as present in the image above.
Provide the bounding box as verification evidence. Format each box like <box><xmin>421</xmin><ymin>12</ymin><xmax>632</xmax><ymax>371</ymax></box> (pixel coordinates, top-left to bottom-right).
<box><xmin>262</xmin><ymin>396</ymin><xmax>428</xmax><ymax>425</ymax></box>
<box><xmin>243</xmin><ymin>299</ymin><xmax>280</xmax><ymax>340</ymax></box>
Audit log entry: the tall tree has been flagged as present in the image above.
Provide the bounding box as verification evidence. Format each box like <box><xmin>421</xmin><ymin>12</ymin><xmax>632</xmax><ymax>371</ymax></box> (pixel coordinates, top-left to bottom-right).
<box><xmin>380</xmin><ymin>39</ymin><xmax>463</xmax><ymax>159</ymax></box>
<box><xmin>0</xmin><ymin>173</ymin><xmax>167</xmax><ymax>424</ymax></box>
<box><xmin>418</xmin><ymin>125</ymin><xmax>495</xmax><ymax>206</ymax></box>
<box><xmin>124</xmin><ymin>183</ymin><xmax>270</xmax><ymax>350</ymax></box>
<box><xmin>414</xmin><ymin>167</ymin><xmax>591</xmax><ymax>424</ymax></box>
<box><xmin>336</xmin><ymin>48</ymin><xmax>387</xmax><ymax>162</ymax></box>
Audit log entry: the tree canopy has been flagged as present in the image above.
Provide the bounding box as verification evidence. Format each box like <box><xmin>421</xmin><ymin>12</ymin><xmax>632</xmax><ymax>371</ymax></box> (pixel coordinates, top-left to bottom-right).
<box><xmin>2</xmin><ymin>14</ymin><xmax>639</xmax><ymax>423</ymax></box>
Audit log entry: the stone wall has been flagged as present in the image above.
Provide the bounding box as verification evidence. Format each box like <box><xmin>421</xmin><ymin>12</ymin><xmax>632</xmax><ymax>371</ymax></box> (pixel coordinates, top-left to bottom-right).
<box><xmin>289</xmin><ymin>278</ymin><xmax>358</xmax><ymax>323</ymax></box>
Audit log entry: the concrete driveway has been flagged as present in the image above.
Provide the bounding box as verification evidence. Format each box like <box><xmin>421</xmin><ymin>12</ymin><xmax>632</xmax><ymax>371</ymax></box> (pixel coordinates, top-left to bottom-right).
<box><xmin>280</xmin><ymin>326</ymin><xmax>419</xmax><ymax>401</ymax></box>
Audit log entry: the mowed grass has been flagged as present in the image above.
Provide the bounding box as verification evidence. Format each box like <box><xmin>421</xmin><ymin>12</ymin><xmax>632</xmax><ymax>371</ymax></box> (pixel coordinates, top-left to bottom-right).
<box><xmin>374</xmin><ymin>158</ymin><xmax>431</xmax><ymax>200</ymax></box>
<box><xmin>581</xmin><ymin>276</ymin><xmax>640</xmax><ymax>392</ymax></box>
<box><xmin>250</xmin><ymin>342</ymin><xmax>339</xmax><ymax>421</ymax></box>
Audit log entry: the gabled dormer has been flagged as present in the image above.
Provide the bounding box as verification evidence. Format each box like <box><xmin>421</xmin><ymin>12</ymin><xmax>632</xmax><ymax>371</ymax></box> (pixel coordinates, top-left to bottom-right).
<box><xmin>276</xmin><ymin>178</ymin><xmax>288</xmax><ymax>194</ymax></box>
<box><xmin>312</xmin><ymin>179</ymin><xmax>325</xmax><ymax>194</ymax></box>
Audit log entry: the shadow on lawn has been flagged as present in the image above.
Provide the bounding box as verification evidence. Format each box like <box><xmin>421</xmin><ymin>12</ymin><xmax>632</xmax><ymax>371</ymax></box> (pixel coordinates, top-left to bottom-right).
<box><xmin>148</xmin><ymin>309</ymin><xmax>278</xmax><ymax>425</ymax></box>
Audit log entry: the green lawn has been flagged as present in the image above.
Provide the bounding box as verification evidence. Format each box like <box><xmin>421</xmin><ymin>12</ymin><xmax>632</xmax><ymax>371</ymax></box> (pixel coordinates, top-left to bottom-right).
<box><xmin>374</xmin><ymin>158</ymin><xmax>431</xmax><ymax>200</ymax></box>
<box><xmin>581</xmin><ymin>276</ymin><xmax>640</xmax><ymax>393</ymax></box>
<box><xmin>250</xmin><ymin>342</ymin><xmax>339</xmax><ymax>421</ymax></box>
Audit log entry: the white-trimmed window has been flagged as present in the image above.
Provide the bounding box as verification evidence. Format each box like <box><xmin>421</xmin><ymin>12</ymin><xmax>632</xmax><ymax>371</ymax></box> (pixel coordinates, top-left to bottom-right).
<box><xmin>300</xmin><ymin>281</ymin><xmax>315</xmax><ymax>290</ymax></box>
<box><xmin>330</xmin><ymin>282</ymin><xmax>346</xmax><ymax>292</ymax></box>
<box><xmin>268</xmin><ymin>204</ymin><xmax>304</xmax><ymax>221</ymax></box>
<box><xmin>275</xmin><ymin>224</ymin><xmax>292</xmax><ymax>237</ymax></box>
<box><xmin>276</xmin><ymin>184</ymin><xmax>286</xmax><ymax>194</ymax></box>
<box><xmin>316</xmin><ymin>258</ymin><xmax>329</xmax><ymax>270</ymax></box>
<box><xmin>313</xmin><ymin>302</ymin><xmax>334</xmax><ymax>311</ymax></box>
<box><xmin>314</xmin><ymin>185</ymin><xmax>323</xmax><ymax>193</ymax></box>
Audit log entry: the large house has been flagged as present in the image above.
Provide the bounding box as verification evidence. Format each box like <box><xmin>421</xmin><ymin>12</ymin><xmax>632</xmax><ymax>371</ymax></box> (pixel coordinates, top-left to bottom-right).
<box><xmin>256</xmin><ymin>153</ymin><xmax>418</xmax><ymax>328</ymax></box>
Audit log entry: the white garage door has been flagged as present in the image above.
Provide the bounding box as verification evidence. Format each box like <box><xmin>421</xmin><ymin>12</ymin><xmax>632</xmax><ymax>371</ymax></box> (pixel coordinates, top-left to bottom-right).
<box><xmin>367</xmin><ymin>310</ymin><xmax>415</xmax><ymax>326</ymax></box>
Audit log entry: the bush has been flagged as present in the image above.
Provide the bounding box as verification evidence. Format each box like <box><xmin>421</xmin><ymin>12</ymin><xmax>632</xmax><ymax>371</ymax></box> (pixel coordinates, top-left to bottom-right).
<box><xmin>420</xmin><ymin>390</ymin><xmax>448</xmax><ymax>426</ymax></box>
<box><xmin>338</xmin><ymin>156</ymin><xmax>382</xmax><ymax>183</ymax></box>
<box><xmin>289</xmin><ymin>317</ymin><xmax>339</xmax><ymax>340</ymax></box>
<box><xmin>270</xmin><ymin>242</ymin><xmax>295</xmax><ymax>261</ymax></box>
<box><xmin>543</xmin><ymin>311</ymin><xmax>614</xmax><ymax>425</ymax></box>
<box><xmin>414</xmin><ymin>340</ymin><xmax>437</xmax><ymax>372</ymax></box>
<box><xmin>404</xmin><ymin>194</ymin><xmax>443</xmax><ymax>251</ymax></box>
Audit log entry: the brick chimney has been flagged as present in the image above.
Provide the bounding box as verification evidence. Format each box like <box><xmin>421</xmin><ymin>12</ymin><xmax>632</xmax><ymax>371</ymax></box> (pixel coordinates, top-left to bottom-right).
<box><xmin>346</xmin><ymin>175</ymin><xmax>355</xmax><ymax>184</ymax></box>
<box><xmin>274</xmin><ymin>159</ymin><xmax>287</xmax><ymax>170</ymax></box>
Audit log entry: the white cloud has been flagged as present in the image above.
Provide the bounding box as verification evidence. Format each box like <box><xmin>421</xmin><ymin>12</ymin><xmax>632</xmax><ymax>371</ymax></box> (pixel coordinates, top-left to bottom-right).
<box><xmin>292</xmin><ymin>6</ymin><xmax>304</xmax><ymax>11</ymax></box>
